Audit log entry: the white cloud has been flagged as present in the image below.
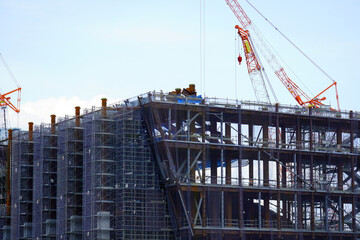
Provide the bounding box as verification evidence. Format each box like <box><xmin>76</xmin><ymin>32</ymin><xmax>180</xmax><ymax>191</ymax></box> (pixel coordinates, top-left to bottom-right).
<box><xmin>7</xmin><ymin>95</ymin><xmax>118</xmax><ymax>130</ymax></box>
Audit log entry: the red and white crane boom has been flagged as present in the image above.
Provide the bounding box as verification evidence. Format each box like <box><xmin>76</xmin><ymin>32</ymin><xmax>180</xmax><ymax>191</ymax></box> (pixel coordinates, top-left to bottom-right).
<box><xmin>236</xmin><ymin>25</ymin><xmax>270</xmax><ymax>103</ymax></box>
<box><xmin>226</xmin><ymin>0</ymin><xmax>340</xmax><ymax>110</ymax></box>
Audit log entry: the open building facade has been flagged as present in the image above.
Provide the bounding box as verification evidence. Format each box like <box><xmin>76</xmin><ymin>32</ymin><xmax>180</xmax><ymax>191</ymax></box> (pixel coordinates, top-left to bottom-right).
<box><xmin>0</xmin><ymin>90</ymin><xmax>360</xmax><ymax>239</ymax></box>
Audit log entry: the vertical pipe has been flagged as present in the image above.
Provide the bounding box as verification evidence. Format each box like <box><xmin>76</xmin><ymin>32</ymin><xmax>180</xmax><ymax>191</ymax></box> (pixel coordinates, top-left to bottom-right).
<box><xmin>51</xmin><ymin>114</ymin><xmax>56</xmax><ymax>134</ymax></box>
<box><xmin>75</xmin><ymin>106</ymin><xmax>81</xmax><ymax>127</ymax></box>
<box><xmin>101</xmin><ymin>98</ymin><xmax>107</xmax><ymax>117</ymax></box>
<box><xmin>28</xmin><ymin>122</ymin><xmax>34</xmax><ymax>141</ymax></box>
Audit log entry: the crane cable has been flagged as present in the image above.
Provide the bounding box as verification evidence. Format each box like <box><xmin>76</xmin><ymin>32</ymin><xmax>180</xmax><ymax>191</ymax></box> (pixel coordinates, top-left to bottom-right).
<box><xmin>234</xmin><ymin>29</ymin><xmax>238</xmax><ymax>99</ymax></box>
<box><xmin>245</xmin><ymin>0</ymin><xmax>336</xmax><ymax>84</ymax></box>
<box><xmin>0</xmin><ymin>53</ymin><xmax>20</xmax><ymax>88</ymax></box>
<box><xmin>199</xmin><ymin>0</ymin><xmax>206</xmax><ymax>97</ymax></box>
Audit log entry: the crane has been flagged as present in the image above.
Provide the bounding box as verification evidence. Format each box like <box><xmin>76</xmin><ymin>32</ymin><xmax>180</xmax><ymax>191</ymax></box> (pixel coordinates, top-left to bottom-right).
<box><xmin>0</xmin><ymin>54</ymin><xmax>21</xmax><ymax>139</ymax></box>
<box><xmin>226</xmin><ymin>0</ymin><xmax>340</xmax><ymax>110</ymax></box>
<box><xmin>235</xmin><ymin>25</ymin><xmax>270</xmax><ymax>103</ymax></box>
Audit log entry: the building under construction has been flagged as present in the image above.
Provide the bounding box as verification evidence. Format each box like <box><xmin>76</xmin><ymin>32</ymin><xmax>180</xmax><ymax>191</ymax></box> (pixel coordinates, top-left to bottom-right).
<box><xmin>0</xmin><ymin>86</ymin><xmax>359</xmax><ymax>239</ymax></box>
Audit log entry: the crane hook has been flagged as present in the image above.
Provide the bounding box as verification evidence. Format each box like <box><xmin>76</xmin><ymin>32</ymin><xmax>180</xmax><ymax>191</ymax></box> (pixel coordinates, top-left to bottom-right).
<box><xmin>238</xmin><ymin>54</ymin><xmax>242</xmax><ymax>65</ymax></box>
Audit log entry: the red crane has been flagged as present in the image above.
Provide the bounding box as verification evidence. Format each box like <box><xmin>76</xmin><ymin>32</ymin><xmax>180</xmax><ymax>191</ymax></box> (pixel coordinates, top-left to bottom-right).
<box><xmin>235</xmin><ymin>25</ymin><xmax>270</xmax><ymax>103</ymax></box>
<box><xmin>226</xmin><ymin>0</ymin><xmax>340</xmax><ymax>110</ymax></box>
<box><xmin>0</xmin><ymin>54</ymin><xmax>21</xmax><ymax>140</ymax></box>
<box><xmin>0</xmin><ymin>87</ymin><xmax>21</xmax><ymax>114</ymax></box>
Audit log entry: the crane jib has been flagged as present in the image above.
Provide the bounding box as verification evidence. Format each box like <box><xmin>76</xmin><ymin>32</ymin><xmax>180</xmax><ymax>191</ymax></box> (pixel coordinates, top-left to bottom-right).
<box><xmin>227</xmin><ymin>0</ymin><xmax>340</xmax><ymax>110</ymax></box>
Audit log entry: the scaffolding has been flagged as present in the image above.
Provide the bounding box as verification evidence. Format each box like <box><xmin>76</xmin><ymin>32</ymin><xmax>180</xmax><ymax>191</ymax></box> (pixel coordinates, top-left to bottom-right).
<box><xmin>114</xmin><ymin>108</ymin><xmax>173</xmax><ymax>239</ymax></box>
<box><xmin>33</xmin><ymin>123</ymin><xmax>57</xmax><ymax>239</ymax></box>
<box><xmin>57</xmin><ymin>114</ymin><xmax>83</xmax><ymax>240</ymax></box>
<box><xmin>2</xmin><ymin>91</ymin><xmax>360</xmax><ymax>239</ymax></box>
<box><xmin>10</xmin><ymin>129</ymin><xmax>33</xmax><ymax>240</ymax></box>
<box><xmin>0</xmin><ymin>144</ymin><xmax>7</xmax><ymax>239</ymax></box>
<box><xmin>83</xmin><ymin>105</ymin><xmax>174</xmax><ymax>239</ymax></box>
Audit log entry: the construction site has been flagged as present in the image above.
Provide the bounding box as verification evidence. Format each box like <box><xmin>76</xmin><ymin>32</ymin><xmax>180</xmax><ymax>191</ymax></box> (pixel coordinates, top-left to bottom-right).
<box><xmin>0</xmin><ymin>1</ymin><xmax>359</xmax><ymax>240</ymax></box>
<box><xmin>0</xmin><ymin>89</ymin><xmax>359</xmax><ymax>239</ymax></box>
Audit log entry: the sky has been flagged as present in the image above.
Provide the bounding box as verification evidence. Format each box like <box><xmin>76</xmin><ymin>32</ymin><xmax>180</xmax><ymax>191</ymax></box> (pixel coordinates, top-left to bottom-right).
<box><xmin>1</xmin><ymin>0</ymin><xmax>360</xmax><ymax>129</ymax></box>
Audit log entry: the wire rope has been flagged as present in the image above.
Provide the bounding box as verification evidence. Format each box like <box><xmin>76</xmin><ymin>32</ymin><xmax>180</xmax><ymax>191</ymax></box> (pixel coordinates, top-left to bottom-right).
<box><xmin>245</xmin><ymin>0</ymin><xmax>336</xmax><ymax>84</ymax></box>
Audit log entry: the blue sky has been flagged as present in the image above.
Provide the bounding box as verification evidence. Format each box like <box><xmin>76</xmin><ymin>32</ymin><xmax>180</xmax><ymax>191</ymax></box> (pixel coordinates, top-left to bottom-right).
<box><xmin>1</xmin><ymin>0</ymin><xmax>360</xmax><ymax>128</ymax></box>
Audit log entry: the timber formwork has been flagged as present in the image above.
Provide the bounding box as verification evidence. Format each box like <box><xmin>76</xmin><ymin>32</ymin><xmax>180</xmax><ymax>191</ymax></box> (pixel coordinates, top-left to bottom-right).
<box><xmin>33</xmin><ymin>123</ymin><xmax>57</xmax><ymax>239</ymax></box>
<box><xmin>140</xmin><ymin>92</ymin><xmax>360</xmax><ymax>240</ymax></box>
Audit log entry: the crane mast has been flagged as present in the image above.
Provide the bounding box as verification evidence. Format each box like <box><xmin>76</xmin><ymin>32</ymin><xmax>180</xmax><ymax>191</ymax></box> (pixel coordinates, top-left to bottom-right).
<box><xmin>226</xmin><ymin>0</ymin><xmax>340</xmax><ymax>110</ymax></box>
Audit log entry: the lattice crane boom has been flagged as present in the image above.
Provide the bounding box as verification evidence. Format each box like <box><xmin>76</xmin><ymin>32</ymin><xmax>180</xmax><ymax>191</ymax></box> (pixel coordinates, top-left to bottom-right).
<box><xmin>236</xmin><ymin>25</ymin><xmax>270</xmax><ymax>103</ymax></box>
<box><xmin>0</xmin><ymin>87</ymin><xmax>21</xmax><ymax>113</ymax></box>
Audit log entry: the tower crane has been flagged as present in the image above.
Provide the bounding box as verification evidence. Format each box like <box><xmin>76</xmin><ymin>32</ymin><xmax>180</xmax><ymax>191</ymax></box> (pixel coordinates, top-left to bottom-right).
<box><xmin>226</xmin><ymin>0</ymin><xmax>340</xmax><ymax>110</ymax></box>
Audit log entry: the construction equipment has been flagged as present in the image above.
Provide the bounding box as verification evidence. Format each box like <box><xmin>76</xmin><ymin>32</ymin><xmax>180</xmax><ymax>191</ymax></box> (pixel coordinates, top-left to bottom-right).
<box><xmin>226</xmin><ymin>0</ymin><xmax>340</xmax><ymax>110</ymax></box>
<box><xmin>0</xmin><ymin>54</ymin><xmax>21</xmax><ymax>139</ymax></box>
<box><xmin>235</xmin><ymin>25</ymin><xmax>270</xmax><ymax>103</ymax></box>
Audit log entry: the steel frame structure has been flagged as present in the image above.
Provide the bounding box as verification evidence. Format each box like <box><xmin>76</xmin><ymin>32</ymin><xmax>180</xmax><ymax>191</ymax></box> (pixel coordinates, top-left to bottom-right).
<box><xmin>141</xmin><ymin>92</ymin><xmax>360</xmax><ymax>239</ymax></box>
<box><xmin>1</xmin><ymin>92</ymin><xmax>360</xmax><ymax>239</ymax></box>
